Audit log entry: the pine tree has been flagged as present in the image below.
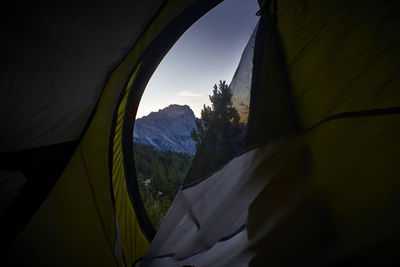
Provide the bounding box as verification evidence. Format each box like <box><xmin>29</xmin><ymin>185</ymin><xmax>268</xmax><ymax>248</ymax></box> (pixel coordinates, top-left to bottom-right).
<box><xmin>191</xmin><ymin>105</ymin><xmax>212</xmax><ymax>149</ymax></box>
<box><xmin>191</xmin><ymin>80</ymin><xmax>241</xmax><ymax>153</ymax></box>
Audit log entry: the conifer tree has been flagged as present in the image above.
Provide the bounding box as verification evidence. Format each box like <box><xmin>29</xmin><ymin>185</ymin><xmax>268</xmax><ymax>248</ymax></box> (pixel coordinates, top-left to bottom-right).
<box><xmin>191</xmin><ymin>80</ymin><xmax>241</xmax><ymax>153</ymax></box>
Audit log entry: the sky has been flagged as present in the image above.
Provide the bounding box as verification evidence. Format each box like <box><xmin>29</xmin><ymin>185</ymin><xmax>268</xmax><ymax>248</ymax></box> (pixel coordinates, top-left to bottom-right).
<box><xmin>136</xmin><ymin>0</ymin><xmax>260</xmax><ymax>118</ymax></box>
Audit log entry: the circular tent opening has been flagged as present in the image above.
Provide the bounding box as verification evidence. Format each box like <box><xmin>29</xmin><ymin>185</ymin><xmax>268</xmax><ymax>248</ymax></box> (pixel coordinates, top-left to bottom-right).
<box><xmin>132</xmin><ymin>0</ymin><xmax>259</xmax><ymax>230</ymax></box>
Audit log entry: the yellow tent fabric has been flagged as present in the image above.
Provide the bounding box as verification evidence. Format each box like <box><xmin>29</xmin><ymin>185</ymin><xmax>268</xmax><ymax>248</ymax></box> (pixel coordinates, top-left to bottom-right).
<box><xmin>3</xmin><ymin>0</ymin><xmax>400</xmax><ymax>266</ymax></box>
<box><xmin>279</xmin><ymin>0</ymin><xmax>400</xmax><ymax>128</ymax></box>
<box><xmin>4</xmin><ymin>0</ymin><xmax>221</xmax><ymax>266</ymax></box>
<box><xmin>112</xmin><ymin>64</ymin><xmax>149</xmax><ymax>265</ymax></box>
<box><xmin>139</xmin><ymin>0</ymin><xmax>400</xmax><ymax>265</ymax></box>
<box><xmin>247</xmin><ymin>0</ymin><xmax>400</xmax><ymax>265</ymax></box>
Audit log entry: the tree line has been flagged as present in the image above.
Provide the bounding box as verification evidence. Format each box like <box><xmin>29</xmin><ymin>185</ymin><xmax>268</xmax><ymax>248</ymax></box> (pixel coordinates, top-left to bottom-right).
<box><xmin>134</xmin><ymin>142</ymin><xmax>192</xmax><ymax>229</ymax></box>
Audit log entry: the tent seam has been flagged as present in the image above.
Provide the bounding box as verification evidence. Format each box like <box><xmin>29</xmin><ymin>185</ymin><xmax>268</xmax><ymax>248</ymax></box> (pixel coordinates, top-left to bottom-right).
<box><xmin>79</xmin><ymin>145</ymin><xmax>116</xmax><ymax>262</ymax></box>
<box><xmin>182</xmin><ymin>106</ymin><xmax>400</xmax><ymax>189</ymax></box>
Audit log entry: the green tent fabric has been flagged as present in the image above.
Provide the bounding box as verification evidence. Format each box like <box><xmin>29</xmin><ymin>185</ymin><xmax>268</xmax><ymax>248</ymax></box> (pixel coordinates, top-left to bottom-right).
<box><xmin>1</xmin><ymin>0</ymin><xmax>400</xmax><ymax>266</ymax></box>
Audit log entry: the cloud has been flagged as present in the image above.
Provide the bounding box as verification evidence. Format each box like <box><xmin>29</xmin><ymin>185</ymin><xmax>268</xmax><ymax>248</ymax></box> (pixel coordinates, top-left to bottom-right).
<box><xmin>177</xmin><ymin>90</ymin><xmax>206</xmax><ymax>97</ymax></box>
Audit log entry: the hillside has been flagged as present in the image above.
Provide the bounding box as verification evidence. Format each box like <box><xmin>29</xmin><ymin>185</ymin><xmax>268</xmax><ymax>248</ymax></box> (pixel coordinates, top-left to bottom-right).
<box><xmin>134</xmin><ymin>142</ymin><xmax>193</xmax><ymax>229</ymax></box>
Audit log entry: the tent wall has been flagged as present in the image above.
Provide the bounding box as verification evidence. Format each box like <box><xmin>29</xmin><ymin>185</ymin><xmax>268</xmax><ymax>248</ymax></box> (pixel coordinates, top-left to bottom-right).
<box><xmin>1</xmin><ymin>0</ymin><xmax>166</xmax><ymax>254</ymax></box>
<box><xmin>3</xmin><ymin>0</ymin><xmax>400</xmax><ymax>265</ymax></box>
<box><xmin>0</xmin><ymin>0</ymin><xmax>164</xmax><ymax>152</ymax></box>
<box><xmin>6</xmin><ymin>148</ymin><xmax>118</xmax><ymax>266</ymax></box>
<box><xmin>247</xmin><ymin>0</ymin><xmax>300</xmax><ymax>146</ymax></box>
<box><xmin>0</xmin><ymin>140</ymin><xmax>79</xmax><ymax>249</ymax></box>
<box><xmin>111</xmin><ymin>0</ymin><xmax>222</xmax><ymax>265</ymax></box>
<box><xmin>278</xmin><ymin>0</ymin><xmax>400</xmax><ymax>128</ymax></box>
<box><xmin>140</xmin><ymin>0</ymin><xmax>400</xmax><ymax>265</ymax></box>
<box><xmin>112</xmin><ymin>64</ymin><xmax>149</xmax><ymax>266</ymax></box>
<box><xmin>4</xmin><ymin>0</ymin><xmax>223</xmax><ymax>266</ymax></box>
<box><xmin>249</xmin><ymin>0</ymin><xmax>400</xmax><ymax>265</ymax></box>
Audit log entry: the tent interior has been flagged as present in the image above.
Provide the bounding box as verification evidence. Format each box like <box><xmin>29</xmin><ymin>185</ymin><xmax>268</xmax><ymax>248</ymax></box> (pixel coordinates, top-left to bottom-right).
<box><xmin>1</xmin><ymin>0</ymin><xmax>400</xmax><ymax>266</ymax></box>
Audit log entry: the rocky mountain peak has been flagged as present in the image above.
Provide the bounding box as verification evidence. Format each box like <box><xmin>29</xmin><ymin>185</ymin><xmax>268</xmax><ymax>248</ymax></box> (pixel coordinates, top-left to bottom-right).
<box><xmin>145</xmin><ymin>104</ymin><xmax>194</xmax><ymax>120</ymax></box>
<box><xmin>134</xmin><ymin>104</ymin><xmax>197</xmax><ymax>155</ymax></box>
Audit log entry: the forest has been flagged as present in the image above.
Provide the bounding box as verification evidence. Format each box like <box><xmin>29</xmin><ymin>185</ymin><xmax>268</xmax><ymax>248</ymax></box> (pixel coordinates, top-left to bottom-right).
<box><xmin>133</xmin><ymin>142</ymin><xmax>193</xmax><ymax>229</ymax></box>
<box><xmin>135</xmin><ymin>81</ymin><xmax>243</xmax><ymax>229</ymax></box>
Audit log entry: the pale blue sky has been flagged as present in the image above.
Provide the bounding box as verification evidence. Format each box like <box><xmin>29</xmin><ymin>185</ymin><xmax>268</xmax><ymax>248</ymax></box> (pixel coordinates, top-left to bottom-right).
<box><xmin>137</xmin><ymin>0</ymin><xmax>260</xmax><ymax>118</ymax></box>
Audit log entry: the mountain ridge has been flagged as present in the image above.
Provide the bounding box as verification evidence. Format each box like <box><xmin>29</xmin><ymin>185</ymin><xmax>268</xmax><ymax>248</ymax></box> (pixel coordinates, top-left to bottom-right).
<box><xmin>134</xmin><ymin>104</ymin><xmax>197</xmax><ymax>155</ymax></box>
